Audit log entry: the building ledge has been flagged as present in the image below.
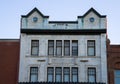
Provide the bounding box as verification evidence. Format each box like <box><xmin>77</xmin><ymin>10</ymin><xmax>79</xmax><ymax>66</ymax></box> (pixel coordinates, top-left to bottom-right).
<box><xmin>19</xmin><ymin>82</ymin><xmax>106</xmax><ymax>84</ymax></box>
<box><xmin>21</xmin><ymin>29</ymin><xmax>106</xmax><ymax>35</ymax></box>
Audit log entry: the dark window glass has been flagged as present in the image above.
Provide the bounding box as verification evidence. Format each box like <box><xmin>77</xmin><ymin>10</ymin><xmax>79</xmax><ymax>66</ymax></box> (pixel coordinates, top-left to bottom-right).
<box><xmin>64</xmin><ymin>40</ymin><xmax>70</xmax><ymax>56</ymax></box>
<box><xmin>30</xmin><ymin>67</ymin><xmax>38</xmax><ymax>82</ymax></box>
<box><xmin>47</xmin><ymin>67</ymin><xmax>54</xmax><ymax>82</ymax></box>
<box><xmin>55</xmin><ymin>67</ymin><xmax>62</xmax><ymax>82</ymax></box>
<box><xmin>72</xmin><ymin>67</ymin><xmax>78</xmax><ymax>82</ymax></box>
<box><xmin>31</xmin><ymin>40</ymin><xmax>39</xmax><ymax>56</ymax></box>
<box><xmin>63</xmin><ymin>67</ymin><xmax>70</xmax><ymax>82</ymax></box>
<box><xmin>48</xmin><ymin>40</ymin><xmax>54</xmax><ymax>55</ymax></box>
<box><xmin>72</xmin><ymin>40</ymin><xmax>78</xmax><ymax>56</ymax></box>
<box><xmin>87</xmin><ymin>40</ymin><xmax>95</xmax><ymax>56</ymax></box>
<box><xmin>56</xmin><ymin>40</ymin><xmax>62</xmax><ymax>56</ymax></box>
<box><xmin>88</xmin><ymin>67</ymin><xmax>96</xmax><ymax>82</ymax></box>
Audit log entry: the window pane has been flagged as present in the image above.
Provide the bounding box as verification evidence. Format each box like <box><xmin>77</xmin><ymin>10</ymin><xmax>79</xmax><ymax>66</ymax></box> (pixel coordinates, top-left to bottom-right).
<box><xmin>88</xmin><ymin>68</ymin><xmax>96</xmax><ymax>82</ymax></box>
<box><xmin>72</xmin><ymin>68</ymin><xmax>78</xmax><ymax>82</ymax></box>
<box><xmin>64</xmin><ymin>41</ymin><xmax>70</xmax><ymax>46</ymax></box>
<box><xmin>64</xmin><ymin>68</ymin><xmax>70</xmax><ymax>82</ymax></box>
<box><xmin>30</xmin><ymin>67</ymin><xmax>38</xmax><ymax>82</ymax></box>
<box><xmin>72</xmin><ymin>75</ymin><xmax>78</xmax><ymax>82</ymax></box>
<box><xmin>48</xmin><ymin>40</ymin><xmax>54</xmax><ymax>55</ymax></box>
<box><xmin>72</xmin><ymin>41</ymin><xmax>78</xmax><ymax>56</ymax></box>
<box><xmin>88</xmin><ymin>41</ymin><xmax>95</xmax><ymax>46</ymax></box>
<box><xmin>64</xmin><ymin>40</ymin><xmax>70</xmax><ymax>56</ymax></box>
<box><xmin>56</xmin><ymin>47</ymin><xmax>62</xmax><ymax>56</ymax></box>
<box><xmin>88</xmin><ymin>76</ymin><xmax>95</xmax><ymax>82</ymax></box>
<box><xmin>32</xmin><ymin>41</ymin><xmax>39</xmax><ymax>46</ymax></box>
<box><xmin>87</xmin><ymin>40</ymin><xmax>95</xmax><ymax>56</ymax></box>
<box><xmin>48</xmin><ymin>67</ymin><xmax>54</xmax><ymax>82</ymax></box>
<box><xmin>31</xmin><ymin>40</ymin><xmax>39</xmax><ymax>55</ymax></box>
<box><xmin>49</xmin><ymin>47</ymin><xmax>54</xmax><ymax>55</ymax></box>
<box><xmin>115</xmin><ymin>70</ymin><xmax>120</xmax><ymax>84</ymax></box>
<box><xmin>88</xmin><ymin>47</ymin><xmax>95</xmax><ymax>56</ymax></box>
<box><xmin>56</xmin><ymin>40</ymin><xmax>62</xmax><ymax>56</ymax></box>
<box><xmin>48</xmin><ymin>75</ymin><xmax>53</xmax><ymax>82</ymax></box>
<box><xmin>56</xmin><ymin>67</ymin><xmax>62</xmax><ymax>82</ymax></box>
<box><xmin>31</xmin><ymin>75</ymin><xmax>38</xmax><ymax>82</ymax></box>
<box><xmin>32</xmin><ymin>47</ymin><xmax>39</xmax><ymax>55</ymax></box>
<box><xmin>64</xmin><ymin>47</ymin><xmax>70</xmax><ymax>56</ymax></box>
<box><xmin>49</xmin><ymin>41</ymin><xmax>54</xmax><ymax>46</ymax></box>
<box><xmin>56</xmin><ymin>40</ymin><xmax>62</xmax><ymax>46</ymax></box>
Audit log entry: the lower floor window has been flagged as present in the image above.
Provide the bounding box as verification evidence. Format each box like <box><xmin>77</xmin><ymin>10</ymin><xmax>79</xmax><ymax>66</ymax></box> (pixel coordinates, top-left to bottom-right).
<box><xmin>47</xmin><ymin>67</ymin><xmax>78</xmax><ymax>82</ymax></box>
<box><xmin>115</xmin><ymin>70</ymin><xmax>120</xmax><ymax>84</ymax></box>
<box><xmin>47</xmin><ymin>67</ymin><xmax>54</xmax><ymax>82</ymax></box>
<box><xmin>88</xmin><ymin>67</ymin><xmax>96</xmax><ymax>82</ymax></box>
<box><xmin>30</xmin><ymin>67</ymin><xmax>38</xmax><ymax>82</ymax></box>
<box><xmin>64</xmin><ymin>67</ymin><xmax>70</xmax><ymax>82</ymax></box>
<box><xmin>72</xmin><ymin>67</ymin><xmax>78</xmax><ymax>82</ymax></box>
<box><xmin>55</xmin><ymin>67</ymin><xmax>62</xmax><ymax>82</ymax></box>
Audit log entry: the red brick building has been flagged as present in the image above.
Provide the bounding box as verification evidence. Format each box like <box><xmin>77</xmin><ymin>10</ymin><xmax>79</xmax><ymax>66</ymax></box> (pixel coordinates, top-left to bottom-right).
<box><xmin>0</xmin><ymin>39</ymin><xmax>20</xmax><ymax>84</ymax></box>
<box><xmin>107</xmin><ymin>39</ymin><xmax>120</xmax><ymax>84</ymax></box>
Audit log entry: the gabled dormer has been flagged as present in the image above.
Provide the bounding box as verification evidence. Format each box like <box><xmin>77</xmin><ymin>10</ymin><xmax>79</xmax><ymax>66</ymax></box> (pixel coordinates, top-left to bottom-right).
<box><xmin>78</xmin><ymin>8</ymin><xmax>106</xmax><ymax>29</ymax></box>
<box><xmin>21</xmin><ymin>7</ymin><xmax>49</xmax><ymax>29</ymax></box>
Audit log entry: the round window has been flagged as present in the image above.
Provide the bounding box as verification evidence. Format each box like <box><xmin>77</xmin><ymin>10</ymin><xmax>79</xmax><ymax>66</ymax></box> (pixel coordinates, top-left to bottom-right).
<box><xmin>33</xmin><ymin>17</ymin><xmax>38</xmax><ymax>22</ymax></box>
<box><xmin>89</xmin><ymin>17</ymin><xmax>95</xmax><ymax>22</ymax></box>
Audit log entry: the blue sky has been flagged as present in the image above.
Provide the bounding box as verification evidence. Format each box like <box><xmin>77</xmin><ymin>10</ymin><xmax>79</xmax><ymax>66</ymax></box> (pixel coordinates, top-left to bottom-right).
<box><xmin>0</xmin><ymin>0</ymin><xmax>120</xmax><ymax>44</ymax></box>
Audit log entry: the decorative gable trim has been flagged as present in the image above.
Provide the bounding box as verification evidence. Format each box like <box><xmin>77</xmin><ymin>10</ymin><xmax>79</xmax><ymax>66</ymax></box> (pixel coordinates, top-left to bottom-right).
<box><xmin>78</xmin><ymin>7</ymin><xmax>106</xmax><ymax>18</ymax></box>
<box><xmin>21</xmin><ymin>7</ymin><xmax>49</xmax><ymax>18</ymax></box>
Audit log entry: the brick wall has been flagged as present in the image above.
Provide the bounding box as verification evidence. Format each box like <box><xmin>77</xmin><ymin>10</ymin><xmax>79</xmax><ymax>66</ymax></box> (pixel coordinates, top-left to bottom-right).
<box><xmin>107</xmin><ymin>39</ymin><xmax>120</xmax><ymax>84</ymax></box>
<box><xmin>0</xmin><ymin>40</ymin><xmax>20</xmax><ymax>84</ymax></box>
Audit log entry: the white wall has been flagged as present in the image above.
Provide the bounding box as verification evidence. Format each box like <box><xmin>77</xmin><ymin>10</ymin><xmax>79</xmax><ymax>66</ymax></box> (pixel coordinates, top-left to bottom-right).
<box><xmin>19</xmin><ymin>34</ymin><xmax>107</xmax><ymax>83</ymax></box>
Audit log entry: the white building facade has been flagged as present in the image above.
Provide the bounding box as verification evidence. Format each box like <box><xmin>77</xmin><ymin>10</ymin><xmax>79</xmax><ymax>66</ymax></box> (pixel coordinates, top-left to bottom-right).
<box><xmin>19</xmin><ymin>8</ymin><xmax>107</xmax><ymax>84</ymax></box>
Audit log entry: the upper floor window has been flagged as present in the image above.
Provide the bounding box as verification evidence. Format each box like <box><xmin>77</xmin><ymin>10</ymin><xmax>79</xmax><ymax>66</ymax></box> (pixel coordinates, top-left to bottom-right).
<box><xmin>30</xmin><ymin>67</ymin><xmax>38</xmax><ymax>82</ymax></box>
<box><xmin>88</xmin><ymin>67</ymin><xmax>96</xmax><ymax>82</ymax></box>
<box><xmin>87</xmin><ymin>40</ymin><xmax>95</xmax><ymax>56</ymax></box>
<box><xmin>72</xmin><ymin>40</ymin><xmax>78</xmax><ymax>56</ymax></box>
<box><xmin>31</xmin><ymin>40</ymin><xmax>39</xmax><ymax>56</ymax></box>
<box><xmin>48</xmin><ymin>40</ymin><xmax>78</xmax><ymax>56</ymax></box>
<box><xmin>64</xmin><ymin>40</ymin><xmax>70</xmax><ymax>56</ymax></box>
<box><xmin>56</xmin><ymin>40</ymin><xmax>62</xmax><ymax>56</ymax></box>
<box><xmin>48</xmin><ymin>40</ymin><xmax>54</xmax><ymax>55</ymax></box>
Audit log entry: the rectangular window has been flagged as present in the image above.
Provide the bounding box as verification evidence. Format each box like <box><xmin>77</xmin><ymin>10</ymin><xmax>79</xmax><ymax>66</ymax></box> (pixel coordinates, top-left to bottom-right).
<box><xmin>31</xmin><ymin>40</ymin><xmax>39</xmax><ymax>56</ymax></box>
<box><xmin>72</xmin><ymin>40</ymin><xmax>78</xmax><ymax>56</ymax></box>
<box><xmin>56</xmin><ymin>40</ymin><xmax>62</xmax><ymax>56</ymax></box>
<box><xmin>87</xmin><ymin>40</ymin><xmax>95</xmax><ymax>56</ymax></box>
<box><xmin>115</xmin><ymin>70</ymin><xmax>120</xmax><ymax>84</ymax></box>
<box><xmin>88</xmin><ymin>67</ymin><xmax>96</xmax><ymax>82</ymax></box>
<box><xmin>48</xmin><ymin>40</ymin><xmax>54</xmax><ymax>55</ymax></box>
<box><xmin>63</xmin><ymin>67</ymin><xmax>70</xmax><ymax>82</ymax></box>
<box><xmin>30</xmin><ymin>67</ymin><xmax>38</xmax><ymax>82</ymax></box>
<box><xmin>47</xmin><ymin>67</ymin><xmax>54</xmax><ymax>82</ymax></box>
<box><xmin>55</xmin><ymin>67</ymin><xmax>62</xmax><ymax>82</ymax></box>
<box><xmin>72</xmin><ymin>67</ymin><xmax>78</xmax><ymax>82</ymax></box>
<box><xmin>64</xmin><ymin>40</ymin><xmax>70</xmax><ymax>56</ymax></box>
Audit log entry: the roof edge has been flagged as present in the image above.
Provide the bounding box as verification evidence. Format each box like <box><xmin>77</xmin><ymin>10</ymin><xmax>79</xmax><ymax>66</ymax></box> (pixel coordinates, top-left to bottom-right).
<box><xmin>21</xmin><ymin>7</ymin><xmax>49</xmax><ymax>18</ymax></box>
<box><xmin>78</xmin><ymin>7</ymin><xmax>106</xmax><ymax>18</ymax></box>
